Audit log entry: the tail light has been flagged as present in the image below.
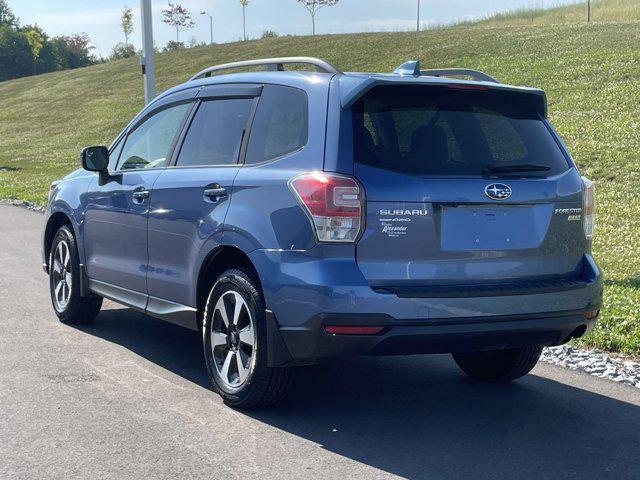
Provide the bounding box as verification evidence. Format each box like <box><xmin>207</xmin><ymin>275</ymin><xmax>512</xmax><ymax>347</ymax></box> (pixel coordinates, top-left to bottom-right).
<box><xmin>582</xmin><ymin>177</ymin><xmax>595</xmax><ymax>239</ymax></box>
<box><xmin>289</xmin><ymin>171</ymin><xmax>364</xmax><ymax>242</ymax></box>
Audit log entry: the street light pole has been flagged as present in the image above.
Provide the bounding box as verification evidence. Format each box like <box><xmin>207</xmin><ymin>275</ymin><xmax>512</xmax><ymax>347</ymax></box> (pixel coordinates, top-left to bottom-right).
<box><xmin>140</xmin><ymin>0</ymin><xmax>155</xmax><ymax>105</ymax></box>
<box><xmin>201</xmin><ymin>11</ymin><xmax>213</xmax><ymax>44</ymax></box>
<box><xmin>417</xmin><ymin>0</ymin><xmax>420</xmax><ymax>32</ymax></box>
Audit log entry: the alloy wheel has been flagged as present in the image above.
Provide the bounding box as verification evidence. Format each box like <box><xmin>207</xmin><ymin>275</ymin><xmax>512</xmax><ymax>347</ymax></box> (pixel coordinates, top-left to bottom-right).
<box><xmin>210</xmin><ymin>290</ymin><xmax>256</xmax><ymax>389</ymax></box>
<box><xmin>52</xmin><ymin>240</ymin><xmax>72</xmax><ymax>311</ymax></box>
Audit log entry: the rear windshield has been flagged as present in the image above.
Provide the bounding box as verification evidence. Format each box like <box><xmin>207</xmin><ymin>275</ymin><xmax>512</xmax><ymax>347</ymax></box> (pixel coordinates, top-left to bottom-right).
<box><xmin>353</xmin><ymin>86</ymin><xmax>569</xmax><ymax>177</ymax></box>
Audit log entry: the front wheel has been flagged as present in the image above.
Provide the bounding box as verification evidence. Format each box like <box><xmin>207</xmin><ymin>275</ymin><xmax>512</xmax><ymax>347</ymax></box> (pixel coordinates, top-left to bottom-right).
<box><xmin>49</xmin><ymin>225</ymin><xmax>102</xmax><ymax>324</ymax></box>
<box><xmin>452</xmin><ymin>345</ymin><xmax>542</xmax><ymax>381</ymax></box>
<box><xmin>202</xmin><ymin>268</ymin><xmax>293</xmax><ymax>408</ymax></box>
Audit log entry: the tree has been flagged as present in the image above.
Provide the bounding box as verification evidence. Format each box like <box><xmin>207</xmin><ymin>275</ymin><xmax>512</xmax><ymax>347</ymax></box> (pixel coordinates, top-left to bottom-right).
<box><xmin>297</xmin><ymin>0</ymin><xmax>338</xmax><ymax>35</ymax></box>
<box><xmin>120</xmin><ymin>7</ymin><xmax>134</xmax><ymax>45</ymax></box>
<box><xmin>0</xmin><ymin>25</ymin><xmax>31</xmax><ymax>80</ymax></box>
<box><xmin>261</xmin><ymin>29</ymin><xmax>278</xmax><ymax>39</ymax></box>
<box><xmin>110</xmin><ymin>42</ymin><xmax>136</xmax><ymax>60</ymax></box>
<box><xmin>25</xmin><ymin>28</ymin><xmax>43</xmax><ymax>73</ymax></box>
<box><xmin>162</xmin><ymin>2</ymin><xmax>194</xmax><ymax>43</ymax></box>
<box><xmin>0</xmin><ymin>0</ymin><xmax>18</xmax><ymax>28</ymax></box>
<box><xmin>163</xmin><ymin>40</ymin><xmax>185</xmax><ymax>51</ymax></box>
<box><xmin>239</xmin><ymin>0</ymin><xmax>249</xmax><ymax>41</ymax></box>
<box><xmin>65</xmin><ymin>33</ymin><xmax>96</xmax><ymax>68</ymax></box>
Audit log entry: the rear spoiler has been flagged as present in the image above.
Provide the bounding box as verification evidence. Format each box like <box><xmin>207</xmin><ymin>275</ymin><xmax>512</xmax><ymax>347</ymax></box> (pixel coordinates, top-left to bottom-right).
<box><xmin>339</xmin><ymin>76</ymin><xmax>548</xmax><ymax>118</ymax></box>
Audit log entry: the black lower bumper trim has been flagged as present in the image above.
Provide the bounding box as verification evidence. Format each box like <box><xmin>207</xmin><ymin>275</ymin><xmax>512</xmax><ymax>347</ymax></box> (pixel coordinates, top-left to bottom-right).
<box><xmin>276</xmin><ymin>311</ymin><xmax>597</xmax><ymax>365</ymax></box>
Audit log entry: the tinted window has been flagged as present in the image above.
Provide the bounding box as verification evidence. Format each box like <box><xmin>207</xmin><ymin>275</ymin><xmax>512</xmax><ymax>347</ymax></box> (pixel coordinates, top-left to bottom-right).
<box><xmin>244</xmin><ymin>85</ymin><xmax>308</xmax><ymax>164</ymax></box>
<box><xmin>353</xmin><ymin>86</ymin><xmax>569</xmax><ymax>177</ymax></box>
<box><xmin>118</xmin><ymin>103</ymin><xmax>191</xmax><ymax>171</ymax></box>
<box><xmin>176</xmin><ymin>98</ymin><xmax>253</xmax><ymax>167</ymax></box>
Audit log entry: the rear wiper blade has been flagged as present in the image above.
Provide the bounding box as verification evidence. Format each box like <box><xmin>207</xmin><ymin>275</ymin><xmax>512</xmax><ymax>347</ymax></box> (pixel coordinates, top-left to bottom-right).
<box><xmin>484</xmin><ymin>163</ymin><xmax>551</xmax><ymax>173</ymax></box>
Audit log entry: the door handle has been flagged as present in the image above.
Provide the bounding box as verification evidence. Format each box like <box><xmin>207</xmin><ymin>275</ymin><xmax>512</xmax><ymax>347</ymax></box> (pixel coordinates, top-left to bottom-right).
<box><xmin>132</xmin><ymin>189</ymin><xmax>150</xmax><ymax>201</ymax></box>
<box><xmin>204</xmin><ymin>187</ymin><xmax>227</xmax><ymax>200</ymax></box>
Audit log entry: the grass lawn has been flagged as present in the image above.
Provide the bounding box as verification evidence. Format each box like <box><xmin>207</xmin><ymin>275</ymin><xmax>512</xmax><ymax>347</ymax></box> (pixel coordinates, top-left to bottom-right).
<box><xmin>473</xmin><ymin>0</ymin><xmax>640</xmax><ymax>26</ymax></box>
<box><xmin>0</xmin><ymin>4</ymin><xmax>638</xmax><ymax>353</ymax></box>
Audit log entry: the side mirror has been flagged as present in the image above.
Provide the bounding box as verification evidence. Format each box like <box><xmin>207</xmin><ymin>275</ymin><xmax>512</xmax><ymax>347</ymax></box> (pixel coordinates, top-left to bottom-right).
<box><xmin>81</xmin><ymin>146</ymin><xmax>110</xmax><ymax>184</ymax></box>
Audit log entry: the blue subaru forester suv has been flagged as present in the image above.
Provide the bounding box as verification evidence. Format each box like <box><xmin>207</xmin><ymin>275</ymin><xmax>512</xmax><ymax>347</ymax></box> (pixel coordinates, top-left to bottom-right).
<box><xmin>43</xmin><ymin>57</ymin><xmax>602</xmax><ymax>408</ymax></box>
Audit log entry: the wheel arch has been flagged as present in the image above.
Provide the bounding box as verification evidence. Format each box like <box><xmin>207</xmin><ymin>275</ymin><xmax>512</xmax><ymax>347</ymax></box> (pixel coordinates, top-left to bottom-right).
<box><xmin>44</xmin><ymin>211</ymin><xmax>76</xmax><ymax>270</ymax></box>
<box><xmin>196</xmin><ymin>245</ymin><xmax>264</xmax><ymax>324</ymax></box>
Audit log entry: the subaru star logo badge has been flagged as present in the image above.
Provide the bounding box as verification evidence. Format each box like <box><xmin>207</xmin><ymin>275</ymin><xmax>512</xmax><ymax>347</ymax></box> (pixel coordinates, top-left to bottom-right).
<box><xmin>484</xmin><ymin>183</ymin><xmax>512</xmax><ymax>200</ymax></box>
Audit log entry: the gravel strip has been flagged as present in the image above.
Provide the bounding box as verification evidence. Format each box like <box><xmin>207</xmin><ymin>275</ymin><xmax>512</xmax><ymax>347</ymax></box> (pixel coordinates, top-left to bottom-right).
<box><xmin>0</xmin><ymin>198</ymin><xmax>45</xmax><ymax>213</ymax></box>
<box><xmin>542</xmin><ymin>345</ymin><xmax>640</xmax><ymax>388</ymax></box>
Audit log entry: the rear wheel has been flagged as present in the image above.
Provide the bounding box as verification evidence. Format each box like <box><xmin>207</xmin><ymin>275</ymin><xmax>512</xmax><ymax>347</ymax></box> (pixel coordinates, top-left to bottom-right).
<box><xmin>452</xmin><ymin>345</ymin><xmax>542</xmax><ymax>381</ymax></box>
<box><xmin>202</xmin><ymin>268</ymin><xmax>293</xmax><ymax>408</ymax></box>
<box><xmin>49</xmin><ymin>225</ymin><xmax>102</xmax><ymax>324</ymax></box>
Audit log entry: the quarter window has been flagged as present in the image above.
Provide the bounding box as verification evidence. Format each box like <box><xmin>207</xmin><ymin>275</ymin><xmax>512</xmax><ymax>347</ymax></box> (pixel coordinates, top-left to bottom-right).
<box><xmin>118</xmin><ymin>102</ymin><xmax>191</xmax><ymax>171</ymax></box>
<box><xmin>176</xmin><ymin>98</ymin><xmax>253</xmax><ymax>167</ymax></box>
<box><xmin>244</xmin><ymin>85</ymin><xmax>308</xmax><ymax>165</ymax></box>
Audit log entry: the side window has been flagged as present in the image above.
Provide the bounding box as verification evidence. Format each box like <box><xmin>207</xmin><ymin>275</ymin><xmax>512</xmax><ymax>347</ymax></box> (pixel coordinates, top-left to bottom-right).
<box><xmin>244</xmin><ymin>85</ymin><xmax>308</xmax><ymax>165</ymax></box>
<box><xmin>118</xmin><ymin>102</ymin><xmax>191</xmax><ymax>171</ymax></box>
<box><xmin>176</xmin><ymin>98</ymin><xmax>253</xmax><ymax>167</ymax></box>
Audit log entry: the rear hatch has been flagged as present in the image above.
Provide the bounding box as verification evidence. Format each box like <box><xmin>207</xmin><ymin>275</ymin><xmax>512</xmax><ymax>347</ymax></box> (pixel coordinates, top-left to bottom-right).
<box><xmin>351</xmin><ymin>84</ymin><xmax>587</xmax><ymax>290</ymax></box>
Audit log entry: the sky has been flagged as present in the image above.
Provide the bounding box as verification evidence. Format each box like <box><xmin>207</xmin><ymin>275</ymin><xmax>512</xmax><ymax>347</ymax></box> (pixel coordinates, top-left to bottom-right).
<box><xmin>10</xmin><ymin>0</ymin><xmax>579</xmax><ymax>57</ymax></box>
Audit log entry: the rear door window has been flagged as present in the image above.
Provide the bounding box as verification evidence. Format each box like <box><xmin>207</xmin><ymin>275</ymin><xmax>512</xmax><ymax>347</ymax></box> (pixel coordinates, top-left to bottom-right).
<box><xmin>353</xmin><ymin>86</ymin><xmax>569</xmax><ymax>177</ymax></box>
<box><xmin>176</xmin><ymin>98</ymin><xmax>253</xmax><ymax>167</ymax></box>
<box><xmin>244</xmin><ymin>85</ymin><xmax>308</xmax><ymax>164</ymax></box>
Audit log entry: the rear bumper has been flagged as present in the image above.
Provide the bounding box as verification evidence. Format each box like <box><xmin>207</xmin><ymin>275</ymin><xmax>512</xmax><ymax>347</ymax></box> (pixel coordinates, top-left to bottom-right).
<box><xmin>249</xmin><ymin>248</ymin><xmax>603</xmax><ymax>365</ymax></box>
<box><xmin>272</xmin><ymin>310</ymin><xmax>597</xmax><ymax>365</ymax></box>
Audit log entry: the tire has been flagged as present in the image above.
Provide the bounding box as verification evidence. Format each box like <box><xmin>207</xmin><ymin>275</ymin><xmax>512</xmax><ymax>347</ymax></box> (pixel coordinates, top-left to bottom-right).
<box><xmin>202</xmin><ymin>268</ymin><xmax>293</xmax><ymax>409</ymax></box>
<box><xmin>452</xmin><ymin>345</ymin><xmax>543</xmax><ymax>381</ymax></box>
<box><xmin>49</xmin><ymin>225</ymin><xmax>102</xmax><ymax>324</ymax></box>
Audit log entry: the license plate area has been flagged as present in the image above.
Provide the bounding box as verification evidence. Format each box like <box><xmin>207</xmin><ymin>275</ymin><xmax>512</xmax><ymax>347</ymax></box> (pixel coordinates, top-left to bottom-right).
<box><xmin>441</xmin><ymin>205</ymin><xmax>542</xmax><ymax>250</ymax></box>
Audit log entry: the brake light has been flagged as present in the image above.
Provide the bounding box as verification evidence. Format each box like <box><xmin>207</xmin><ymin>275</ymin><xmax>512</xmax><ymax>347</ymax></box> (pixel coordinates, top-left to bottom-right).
<box><xmin>582</xmin><ymin>177</ymin><xmax>595</xmax><ymax>239</ymax></box>
<box><xmin>289</xmin><ymin>171</ymin><xmax>364</xmax><ymax>242</ymax></box>
<box><xmin>447</xmin><ymin>83</ymin><xmax>489</xmax><ymax>91</ymax></box>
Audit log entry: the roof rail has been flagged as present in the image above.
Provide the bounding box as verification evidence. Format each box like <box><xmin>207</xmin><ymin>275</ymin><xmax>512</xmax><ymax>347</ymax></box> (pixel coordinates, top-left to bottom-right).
<box><xmin>421</xmin><ymin>68</ymin><xmax>499</xmax><ymax>83</ymax></box>
<box><xmin>391</xmin><ymin>60</ymin><xmax>499</xmax><ymax>83</ymax></box>
<box><xmin>190</xmin><ymin>56</ymin><xmax>342</xmax><ymax>81</ymax></box>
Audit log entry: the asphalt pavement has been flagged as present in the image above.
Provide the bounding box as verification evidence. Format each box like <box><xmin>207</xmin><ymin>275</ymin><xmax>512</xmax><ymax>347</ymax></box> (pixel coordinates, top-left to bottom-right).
<box><xmin>1</xmin><ymin>204</ymin><xmax>638</xmax><ymax>480</ymax></box>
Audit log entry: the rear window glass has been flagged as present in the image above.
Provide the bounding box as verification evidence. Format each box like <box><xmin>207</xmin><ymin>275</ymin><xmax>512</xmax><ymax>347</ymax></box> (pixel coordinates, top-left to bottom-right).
<box><xmin>353</xmin><ymin>86</ymin><xmax>569</xmax><ymax>177</ymax></box>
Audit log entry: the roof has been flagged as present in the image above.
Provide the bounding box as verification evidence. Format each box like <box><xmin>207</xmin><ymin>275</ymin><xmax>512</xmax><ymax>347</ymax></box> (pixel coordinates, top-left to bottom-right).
<box><xmin>153</xmin><ymin>57</ymin><xmax>547</xmax><ymax>117</ymax></box>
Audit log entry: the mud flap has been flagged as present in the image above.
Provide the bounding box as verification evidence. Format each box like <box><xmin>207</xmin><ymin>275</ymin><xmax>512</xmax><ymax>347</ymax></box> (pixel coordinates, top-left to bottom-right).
<box><xmin>266</xmin><ymin>309</ymin><xmax>294</xmax><ymax>367</ymax></box>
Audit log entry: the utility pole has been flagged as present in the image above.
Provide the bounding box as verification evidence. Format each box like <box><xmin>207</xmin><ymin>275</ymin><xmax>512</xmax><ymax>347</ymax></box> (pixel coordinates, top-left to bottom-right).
<box><xmin>240</xmin><ymin>0</ymin><xmax>249</xmax><ymax>41</ymax></box>
<box><xmin>201</xmin><ymin>11</ymin><xmax>213</xmax><ymax>44</ymax></box>
<box><xmin>140</xmin><ymin>0</ymin><xmax>155</xmax><ymax>105</ymax></box>
<box><xmin>417</xmin><ymin>0</ymin><xmax>420</xmax><ymax>32</ymax></box>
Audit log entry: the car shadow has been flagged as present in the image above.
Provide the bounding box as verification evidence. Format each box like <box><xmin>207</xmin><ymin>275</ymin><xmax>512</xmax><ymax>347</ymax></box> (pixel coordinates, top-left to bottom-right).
<box><xmin>78</xmin><ymin>307</ymin><xmax>640</xmax><ymax>480</ymax></box>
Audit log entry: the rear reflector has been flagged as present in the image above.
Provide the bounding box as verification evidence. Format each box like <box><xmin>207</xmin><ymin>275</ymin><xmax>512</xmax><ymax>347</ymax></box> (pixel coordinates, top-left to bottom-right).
<box><xmin>324</xmin><ymin>325</ymin><xmax>385</xmax><ymax>335</ymax></box>
<box><xmin>583</xmin><ymin>310</ymin><xmax>599</xmax><ymax>320</ymax></box>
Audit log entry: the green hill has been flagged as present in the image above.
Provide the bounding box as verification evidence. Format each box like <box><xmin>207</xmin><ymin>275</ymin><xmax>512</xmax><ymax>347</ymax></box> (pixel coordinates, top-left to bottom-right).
<box><xmin>0</xmin><ymin>9</ymin><xmax>638</xmax><ymax>353</ymax></box>
<box><xmin>474</xmin><ymin>0</ymin><xmax>640</xmax><ymax>25</ymax></box>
